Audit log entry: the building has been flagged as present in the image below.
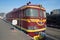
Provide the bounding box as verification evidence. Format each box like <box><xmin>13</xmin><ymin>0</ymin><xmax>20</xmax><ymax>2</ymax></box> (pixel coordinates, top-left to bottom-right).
<box><xmin>50</xmin><ymin>9</ymin><xmax>60</xmax><ymax>15</ymax></box>
<box><xmin>0</xmin><ymin>13</ymin><xmax>5</xmax><ymax>19</ymax></box>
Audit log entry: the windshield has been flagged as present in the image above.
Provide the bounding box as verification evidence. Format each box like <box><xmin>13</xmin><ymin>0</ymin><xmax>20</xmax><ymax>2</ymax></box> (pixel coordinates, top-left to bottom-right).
<box><xmin>25</xmin><ymin>9</ymin><xmax>38</xmax><ymax>17</ymax></box>
<box><xmin>40</xmin><ymin>10</ymin><xmax>46</xmax><ymax>18</ymax></box>
<box><xmin>44</xmin><ymin>12</ymin><xmax>46</xmax><ymax>18</ymax></box>
<box><xmin>40</xmin><ymin>10</ymin><xmax>43</xmax><ymax>17</ymax></box>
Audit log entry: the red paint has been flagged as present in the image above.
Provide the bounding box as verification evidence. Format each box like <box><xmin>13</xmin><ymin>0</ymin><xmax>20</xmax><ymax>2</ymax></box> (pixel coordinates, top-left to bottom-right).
<box><xmin>28</xmin><ymin>32</ymin><xmax>38</xmax><ymax>37</ymax></box>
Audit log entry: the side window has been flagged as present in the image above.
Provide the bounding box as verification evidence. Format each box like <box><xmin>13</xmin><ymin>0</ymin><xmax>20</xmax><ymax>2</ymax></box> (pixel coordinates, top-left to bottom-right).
<box><xmin>44</xmin><ymin>12</ymin><xmax>46</xmax><ymax>18</ymax></box>
<box><xmin>25</xmin><ymin>9</ymin><xmax>31</xmax><ymax>16</ymax></box>
<box><xmin>19</xmin><ymin>10</ymin><xmax>24</xmax><ymax>18</ymax></box>
<box><xmin>40</xmin><ymin>10</ymin><xmax>43</xmax><ymax>17</ymax></box>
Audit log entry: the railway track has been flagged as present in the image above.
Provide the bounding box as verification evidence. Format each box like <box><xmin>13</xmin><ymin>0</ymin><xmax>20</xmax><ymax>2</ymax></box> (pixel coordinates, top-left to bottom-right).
<box><xmin>46</xmin><ymin>27</ymin><xmax>60</xmax><ymax>40</ymax></box>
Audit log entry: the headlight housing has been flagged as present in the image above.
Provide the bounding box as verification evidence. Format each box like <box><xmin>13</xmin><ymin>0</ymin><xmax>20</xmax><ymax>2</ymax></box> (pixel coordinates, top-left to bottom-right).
<box><xmin>28</xmin><ymin>26</ymin><xmax>37</xmax><ymax>30</ymax></box>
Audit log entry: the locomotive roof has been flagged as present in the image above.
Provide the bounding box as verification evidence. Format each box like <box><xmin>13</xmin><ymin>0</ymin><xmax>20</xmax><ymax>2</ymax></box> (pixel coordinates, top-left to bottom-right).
<box><xmin>19</xmin><ymin>5</ymin><xmax>45</xmax><ymax>11</ymax></box>
<box><xmin>7</xmin><ymin>3</ymin><xmax>45</xmax><ymax>14</ymax></box>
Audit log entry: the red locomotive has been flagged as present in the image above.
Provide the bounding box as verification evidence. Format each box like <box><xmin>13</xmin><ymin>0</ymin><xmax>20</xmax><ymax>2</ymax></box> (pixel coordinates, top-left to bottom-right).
<box><xmin>6</xmin><ymin>2</ymin><xmax>46</xmax><ymax>40</ymax></box>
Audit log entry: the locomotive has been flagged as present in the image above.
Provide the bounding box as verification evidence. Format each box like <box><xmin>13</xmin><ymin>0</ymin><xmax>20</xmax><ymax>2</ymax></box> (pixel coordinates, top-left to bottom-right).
<box><xmin>6</xmin><ymin>2</ymin><xmax>46</xmax><ymax>40</ymax></box>
<box><xmin>47</xmin><ymin>14</ymin><xmax>60</xmax><ymax>28</ymax></box>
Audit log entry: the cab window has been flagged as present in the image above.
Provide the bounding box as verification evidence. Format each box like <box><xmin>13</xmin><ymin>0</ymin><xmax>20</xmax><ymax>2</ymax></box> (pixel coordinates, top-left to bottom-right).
<box><xmin>44</xmin><ymin>12</ymin><xmax>46</xmax><ymax>18</ymax></box>
<box><xmin>40</xmin><ymin>10</ymin><xmax>43</xmax><ymax>17</ymax></box>
<box><xmin>40</xmin><ymin>10</ymin><xmax>46</xmax><ymax>18</ymax></box>
<box><xmin>25</xmin><ymin>9</ymin><xmax>38</xmax><ymax>17</ymax></box>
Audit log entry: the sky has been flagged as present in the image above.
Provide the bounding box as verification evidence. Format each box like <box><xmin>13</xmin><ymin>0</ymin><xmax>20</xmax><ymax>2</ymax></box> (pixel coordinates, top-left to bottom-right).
<box><xmin>0</xmin><ymin>0</ymin><xmax>60</xmax><ymax>13</ymax></box>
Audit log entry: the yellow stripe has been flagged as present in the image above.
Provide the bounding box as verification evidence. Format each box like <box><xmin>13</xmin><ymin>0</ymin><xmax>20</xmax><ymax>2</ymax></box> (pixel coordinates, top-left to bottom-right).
<box><xmin>21</xmin><ymin>19</ymin><xmax>46</xmax><ymax>26</ymax></box>
<box><xmin>21</xmin><ymin>19</ymin><xmax>31</xmax><ymax>22</ymax></box>
<box><xmin>26</xmin><ymin>28</ymin><xmax>46</xmax><ymax>32</ymax></box>
<box><xmin>7</xmin><ymin>18</ymin><xmax>46</xmax><ymax>26</ymax></box>
<box><xmin>21</xmin><ymin>6</ymin><xmax>45</xmax><ymax>10</ymax></box>
<box><xmin>7</xmin><ymin>18</ymin><xmax>46</xmax><ymax>23</ymax></box>
<box><xmin>17</xmin><ymin>26</ymin><xmax>46</xmax><ymax>32</ymax></box>
<box><xmin>42</xmin><ymin>19</ymin><xmax>46</xmax><ymax>22</ymax></box>
<box><xmin>21</xmin><ymin>19</ymin><xmax>46</xmax><ymax>22</ymax></box>
<box><xmin>30</xmin><ymin>19</ymin><xmax>41</xmax><ymax>22</ymax></box>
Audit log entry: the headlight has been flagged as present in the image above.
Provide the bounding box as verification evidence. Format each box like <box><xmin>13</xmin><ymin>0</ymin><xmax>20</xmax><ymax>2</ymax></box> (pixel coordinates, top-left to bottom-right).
<box><xmin>28</xmin><ymin>26</ymin><xmax>37</xmax><ymax>30</ymax></box>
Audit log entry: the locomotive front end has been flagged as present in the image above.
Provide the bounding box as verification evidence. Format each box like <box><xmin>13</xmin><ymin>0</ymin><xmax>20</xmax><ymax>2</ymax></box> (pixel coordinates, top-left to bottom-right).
<box><xmin>20</xmin><ymin>3</ymin><xmax>46</xmax><ymax>40</ymax></box>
